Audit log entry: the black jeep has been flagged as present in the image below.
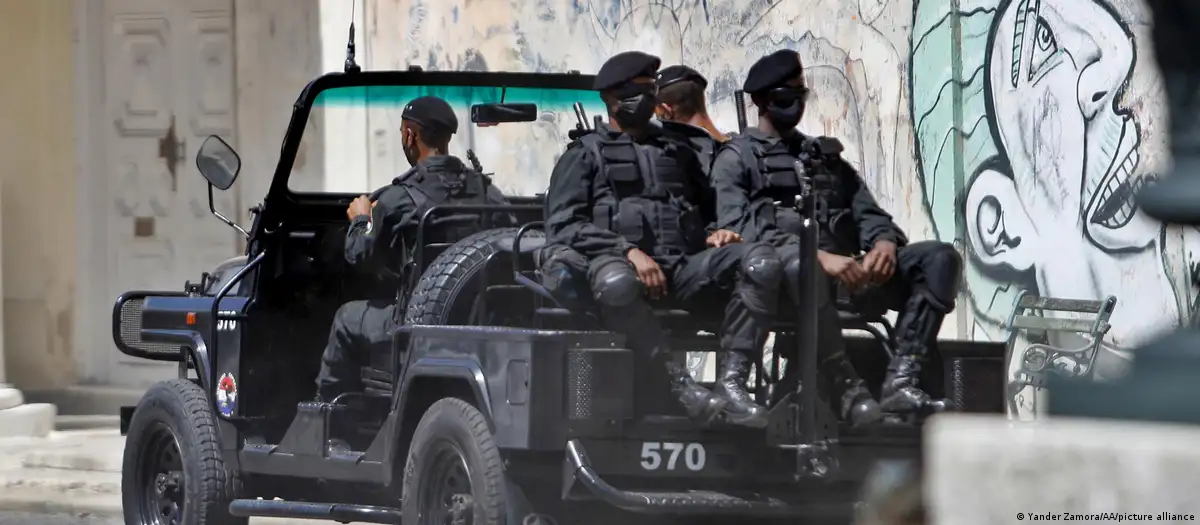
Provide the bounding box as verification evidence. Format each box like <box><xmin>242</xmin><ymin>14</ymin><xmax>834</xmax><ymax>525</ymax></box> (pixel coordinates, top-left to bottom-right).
<box><xmin>112</xmin><ymin>66</ymin><xmax>1006</xmax><ymax>525</ymax></box>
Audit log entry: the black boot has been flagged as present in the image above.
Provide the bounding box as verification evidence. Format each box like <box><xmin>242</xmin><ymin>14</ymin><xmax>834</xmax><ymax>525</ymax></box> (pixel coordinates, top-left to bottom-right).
<box><xmin>821</xmin><ymin>357</ymin><xmax>885</xmax><ymax>427</ymax></box>
<box><xmin>714</xmin><ymin>351</ymin><xmax>769</xmax><ymax>428</ymax></box>
<box><xmin>665</xmin><ymin>358</ymin><xmax>728</xmax><ymax>426</ymax></box>
<box><xmin>880</xmin><ymin>355</ymin><xmax>949</xmax><ymax>417</ymax></box>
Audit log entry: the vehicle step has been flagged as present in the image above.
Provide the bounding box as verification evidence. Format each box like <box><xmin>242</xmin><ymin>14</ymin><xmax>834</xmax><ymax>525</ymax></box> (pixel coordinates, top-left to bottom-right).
<box><xmin>228</xmin><ymin>498</ymin><xmax>400</xmax><ymax>523</ymax></box>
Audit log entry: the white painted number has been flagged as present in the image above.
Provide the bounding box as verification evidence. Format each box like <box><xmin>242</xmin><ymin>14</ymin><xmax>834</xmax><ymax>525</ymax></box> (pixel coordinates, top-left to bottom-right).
<box><xmin>216</xmin><ymin>311</ymin><xmax>239</xmax><ymax>331</ymax></box>
<box><xmin>639</xmin><ymin>442</ymin><xmax>706</xmax><ymax>471</ymax></box>
<box><xmin>685</xmin><ymin>442</ymin><xmax>706</xmax><ymax>471</ymax></box>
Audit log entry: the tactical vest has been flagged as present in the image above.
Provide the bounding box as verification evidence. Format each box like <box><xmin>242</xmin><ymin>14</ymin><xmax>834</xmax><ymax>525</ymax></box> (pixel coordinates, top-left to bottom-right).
<box><xmin>578</xmin><ymin>133</ymin><xmax>706</xmax><ymax>259</ymax></box>
<box><xmin>400</xmin><ymin>162</ymin><xmax>503</xmax><ymax>247</ymax></box>
<box><xmin>724</xmin><ymin>134</ymin><xmax>858</xmax><ymax>250</ymax></box>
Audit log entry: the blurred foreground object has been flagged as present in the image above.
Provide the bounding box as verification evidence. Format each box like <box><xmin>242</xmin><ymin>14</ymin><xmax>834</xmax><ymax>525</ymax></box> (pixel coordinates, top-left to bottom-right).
<box><xmin>927</xmin><ymin>414</ymin><xmax>1200</xmax><ymax>525</ymax></box>
<box><xmin>1136</xmin><ymin>1</ymin><xmax>1200</xmax><ymax>224</ymax></box>
<box><xmin>1049</xmin><ymin>329</ymin><xmax>1200</xmax><ymax>423</ymax></box>
<box><xmin>854</xmin><ymin>460</ymin><xmax>925</xmax><ymax>525</ymax></box>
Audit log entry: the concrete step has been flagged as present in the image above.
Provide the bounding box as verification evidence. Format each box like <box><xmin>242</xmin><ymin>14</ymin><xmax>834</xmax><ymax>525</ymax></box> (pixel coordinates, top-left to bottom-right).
<box><xmin>0</xmin><ymin>403</ymin><xmax>56</xmax><ymax>439</ymax></box>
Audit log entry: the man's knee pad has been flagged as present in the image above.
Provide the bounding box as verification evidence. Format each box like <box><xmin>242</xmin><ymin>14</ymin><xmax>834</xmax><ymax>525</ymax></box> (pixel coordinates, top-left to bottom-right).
<box><xmin>539</xmin><ymin>247</ymin><xmax>593</xmax><ymax>309</ymax></box>
<box><xmin>739</xmin><ymin>244</ymin><xmax>783</xmax><ymax>315</ymax></box>
<box><xmin>922</xmin><ymin>243</ymin><xmax>963</xmax><ymax>311</ymax></box>
<box><xmin>332</xmin><ymin>302</ymin><xmax>362</xmax><ymax>333</ymax></box>
<box><xmin>590</xmin><ymin>260</ymin><xmax>642</xmax><ymax>307</ymax></box>
<box><xmin>742</xmin><ymin>244</ymin><xmax>784</xmax><ymax>287</ymax></box>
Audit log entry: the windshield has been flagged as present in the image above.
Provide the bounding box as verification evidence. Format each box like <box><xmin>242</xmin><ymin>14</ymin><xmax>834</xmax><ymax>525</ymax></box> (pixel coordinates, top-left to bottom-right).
<box><xmin>287</xmin><ymin>84</ymin><xmax>607</xmax><ymax>197</ymax></box>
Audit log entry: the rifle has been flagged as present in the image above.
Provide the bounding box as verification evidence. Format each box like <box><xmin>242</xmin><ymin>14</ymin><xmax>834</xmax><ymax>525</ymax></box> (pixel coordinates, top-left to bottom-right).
<box><xmin>568</xmin><ymin>101</ymin><xmax>594</xmax><ymax>141</ymax></box>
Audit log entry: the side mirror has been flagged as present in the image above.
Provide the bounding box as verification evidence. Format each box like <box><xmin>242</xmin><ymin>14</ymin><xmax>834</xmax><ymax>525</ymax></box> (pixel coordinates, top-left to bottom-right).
<box><xmin>196</xmin><ymin>135</ymin><xmax>248</xmax><ymax>238</ymax></box>
<box><xmin>470</xmin><ymin>103</ymin><xmax>538</xmax><ymax>125</ymax></box>
<box><xmin>196</xmin><ymin>135</ymin><xmax>241</xmax><ymax>191</ymax></box>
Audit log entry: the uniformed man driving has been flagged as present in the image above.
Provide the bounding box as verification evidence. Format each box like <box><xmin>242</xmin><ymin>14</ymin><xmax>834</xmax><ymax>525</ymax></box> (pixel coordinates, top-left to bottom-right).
<box><xmin>315</xmin><ymin>95</ymin><xmax>511</xmax><ymax>402</ymax></box>
<box><xmin>653</xmin><ymin>65</ymin><xmax>730</xmax><ymax>174</ymax></box>
<box><xmin>711</xmin><ymin>50</ymin><xmax>961</xmax><ymax>420</ymax></box>
<box><xmin>540</xmin><ymin>51</ymin><xmax>788</xmax><ymax>428</ymax></box>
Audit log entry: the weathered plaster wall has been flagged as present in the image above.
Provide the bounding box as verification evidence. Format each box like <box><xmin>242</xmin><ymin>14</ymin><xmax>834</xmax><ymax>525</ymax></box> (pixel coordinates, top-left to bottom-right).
<box><xmin>356</xmin><ymin>0</ymin><xmax>1194</xmax><ymax>384</ymax></box>
<box><xmin>0</xmin><ymin>0</ymin><xmax>78</xmax><ymax>388</ymax></box>
<box><xmin>233</xmin><ymin>0</ymin><xmax>325</xmax><ymax>213</ymax></box>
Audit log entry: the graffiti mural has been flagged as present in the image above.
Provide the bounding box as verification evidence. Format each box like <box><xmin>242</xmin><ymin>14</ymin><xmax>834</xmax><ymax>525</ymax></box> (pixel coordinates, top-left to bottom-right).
<box><xmin>908</xmin><ymin>0</ymin><xmax>1199</xmax><ymax>414</ymax></box>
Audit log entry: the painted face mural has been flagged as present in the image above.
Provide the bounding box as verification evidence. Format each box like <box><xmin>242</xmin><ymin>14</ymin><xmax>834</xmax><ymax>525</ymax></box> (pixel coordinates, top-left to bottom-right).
<box><xmin>984</xmin><ymin>0</ymin><xmax>1155</xmax><ymax>251</ymax></box>
<box><xmin>913</xmin><ymin>0</ymin><xmax>1179</xmax><ymax>373</ymax></box>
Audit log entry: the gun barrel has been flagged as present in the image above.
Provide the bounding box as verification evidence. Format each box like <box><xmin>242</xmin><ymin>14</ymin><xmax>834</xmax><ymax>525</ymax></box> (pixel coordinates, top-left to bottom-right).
<box><xmin>573</xmin><ymin>102</ymin><xmax>592</xmax><ymax>130</ymax></box>
<box><xmin>734</xmin><ymin>90</ymin><xmax>748</xmax><ymax>133</ymax></box>
<box><xmin>576</xmin><ymin>102</ymin><xmax>590</xmax><ymax>128</ymax></box>
<box><xmin>793</xmin><ymin>160</ymin><xmax>819</xmax><ymax>442</ymax></box>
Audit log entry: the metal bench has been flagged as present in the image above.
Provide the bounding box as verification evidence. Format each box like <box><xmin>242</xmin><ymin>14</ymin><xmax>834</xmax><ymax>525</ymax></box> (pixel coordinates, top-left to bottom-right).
<box><xmin>1004</xmin><ymin>290</ymin><xmax>1117</xmax><ymax>415</ymax></box>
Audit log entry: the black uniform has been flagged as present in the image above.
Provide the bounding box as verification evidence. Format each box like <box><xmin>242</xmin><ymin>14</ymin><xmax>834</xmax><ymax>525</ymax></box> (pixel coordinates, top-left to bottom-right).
<box><xmin>711</xmin><ymin>129</ymin><xmax>888</xmax><ymax>423</ymax></box>
<box><xmin>540</xmin><ymin>51</ymin><xmax>786</xmax><ymax>427</ymax></box>
<box><xmin>317</xmin><ymin>155</ymin><xmax>511</xmax><ymax>400</ymax></box>
<box><xmin>658</xmin><ymin>121</ymin><xmax>720</xmax><ymax>176</ymax></box>
<box><xmin>716</xmin><ymin>49</ymin><xmax>960</xmax><ymax>418</ymax></box>
<box><xmin>316</xmin><ymin>96</ymin><xmax>512</xmax><ymax>401</ymax></box>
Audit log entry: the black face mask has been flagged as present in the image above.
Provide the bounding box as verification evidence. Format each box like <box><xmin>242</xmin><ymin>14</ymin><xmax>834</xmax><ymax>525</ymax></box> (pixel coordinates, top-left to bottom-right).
<box><xmin>612</xmin><ymin>84</ymin><xmax>658</xmax><ymax>130</ymax></box>
<box><xmin>403</xmin><ymin>134</ymin><xmax>419</xmax><ymax>167</ymax></box>
<box><xmin>764</xmin><ymin>87</ymin><xmax>808</xmax><ymax>132</ymax></box>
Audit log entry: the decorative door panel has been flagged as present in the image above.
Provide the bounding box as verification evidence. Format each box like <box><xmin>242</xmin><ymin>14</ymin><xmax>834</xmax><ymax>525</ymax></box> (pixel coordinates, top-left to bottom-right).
<box><xmin>100</xmin><ymin>0</ymin><xmax>236</xmax><ymax>385</ymax></box>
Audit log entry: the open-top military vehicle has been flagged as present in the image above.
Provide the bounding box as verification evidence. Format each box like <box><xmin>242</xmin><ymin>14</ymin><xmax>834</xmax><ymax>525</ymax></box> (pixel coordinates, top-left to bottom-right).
<box><xmin>111</xmin><ymin>46</ymin><xmax>1010</xmax><ymax>524</ymax></box>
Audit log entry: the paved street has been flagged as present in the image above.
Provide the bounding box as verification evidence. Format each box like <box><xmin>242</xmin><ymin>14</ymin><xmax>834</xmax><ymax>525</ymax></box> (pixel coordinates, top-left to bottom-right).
<box><xmin>0</xmin><ymin>511</ymin><xmax>349</xmax><ymax>525</ymax></box>
<box><xmin>0</xmin><ymin>430</ymin><xmax>351</xmax><ymax>525</ymax></box>
<box><xmin>0</xmin><ymin>511</ymin><xmax>118</xmax><ymax>525</ymax></box>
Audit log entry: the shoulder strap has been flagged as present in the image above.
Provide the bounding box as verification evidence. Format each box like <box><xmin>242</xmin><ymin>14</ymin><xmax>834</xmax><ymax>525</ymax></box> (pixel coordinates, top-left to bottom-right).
<box><xmin>578</xmin><ymin>133</ymin><xmax>606</xmax><ymax>177</ymax></box>
<box><xmin>720</xmin><ymin>138</ymin><xmax>766</xmax><ymax>193</ymax></box>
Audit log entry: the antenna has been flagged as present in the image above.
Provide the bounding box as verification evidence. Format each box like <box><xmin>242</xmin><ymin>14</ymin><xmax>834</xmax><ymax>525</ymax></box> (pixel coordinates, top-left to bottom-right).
<box><xmin>344</xmin><ymin>0</ymin><xmax>361</xmax><ymax>73</ymax></box>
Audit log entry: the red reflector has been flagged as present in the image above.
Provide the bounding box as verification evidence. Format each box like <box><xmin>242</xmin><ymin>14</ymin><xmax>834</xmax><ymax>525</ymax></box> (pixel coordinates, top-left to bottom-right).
<box><xmin>186</xmin><ymin>312</ymin><xmax>196</xmax><ymax>325</ymax></box>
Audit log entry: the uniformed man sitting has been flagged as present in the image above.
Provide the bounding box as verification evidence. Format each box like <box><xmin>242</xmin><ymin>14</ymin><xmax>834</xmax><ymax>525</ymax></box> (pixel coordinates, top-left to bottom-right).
<box><xmin>315</xmin><ymin>95</ymin><xmax>511</xmax><ymax>403</ymax></box>
<box><xmin>540</xmin><ymin>51</ymin><xmax>789</xmax><ymax>428</ymax></box>
<box><xmin>653</xmin><ymin>65</ymin><xmax>730</xmax><ymax>173</ymax></box>
<box><xmin>711</xmin><ymin>49</ymin><xmax>961</xmax><ymax>420</ymax></box>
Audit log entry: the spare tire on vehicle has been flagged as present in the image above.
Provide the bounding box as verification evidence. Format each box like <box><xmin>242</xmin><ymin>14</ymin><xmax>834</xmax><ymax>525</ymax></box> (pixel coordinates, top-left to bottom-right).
<box><xmin>404</xmin><ymin>227</ymin><xmax>543</xmax><ymax>326</ymax></box>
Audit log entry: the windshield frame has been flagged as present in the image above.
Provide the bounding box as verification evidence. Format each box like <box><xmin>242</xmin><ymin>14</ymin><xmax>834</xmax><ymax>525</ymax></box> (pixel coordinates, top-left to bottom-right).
<box><xmin>257</xmin><ymin>69</ymin><xmax>597</xmax><ymax>236</ymax></box>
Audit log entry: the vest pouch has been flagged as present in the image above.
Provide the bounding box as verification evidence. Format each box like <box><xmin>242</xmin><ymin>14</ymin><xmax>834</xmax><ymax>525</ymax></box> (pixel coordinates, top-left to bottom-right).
<box><xmin>615</xmin><ymin>201</ymin><xmax>646</xmax><ymax>243</ymax></box>
<box><xmin>592</xmin><ymin>203</ymin><xmax>615</xmax><ymax>232</ymax></box>
<box><xmin>601</xmin><ymin>143</ymin><xmax>644</xmax><ymax>198</ymax></box>
<box><xmin>764</xmin><ymin>170</ymin><xmax>801</xmax><ymax>190</ymax></box>
<box><xmin>761</xmin><ymin>152</ymin><xmax>800</xmax><ymax>184</ymax></box>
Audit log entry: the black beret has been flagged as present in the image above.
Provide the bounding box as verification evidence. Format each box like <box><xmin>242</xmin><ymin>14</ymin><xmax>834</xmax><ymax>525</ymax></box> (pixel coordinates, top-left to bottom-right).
<box><xmin>593</xmin><ymin>51</ymin><xmax>661</xmax><ymax>91</ymax></box>
<box><xmin>402</xmin><ymin>96</ymin><xmax>458</xmax><ymax>134</ymax></box>
<box><xmin>656</xmin><ymin>65</ymin><xmax>708</xmax><ymax>90</ymax></box>
<box><xmin>742</xmin><ymin>49</ymin><xmax>804</xmax><ymax>94</ymax></box>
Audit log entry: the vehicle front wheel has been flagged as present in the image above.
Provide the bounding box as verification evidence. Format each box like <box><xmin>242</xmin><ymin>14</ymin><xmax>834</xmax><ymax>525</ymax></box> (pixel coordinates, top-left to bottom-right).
<box><xmin>121</xmin><ymin>379</ymin><xmax>244</xmax><ymax>525</ymax></box>
<box><xmin>401</xmin><ymin>397</ymin><xmax>506</xmax><ymax>525</ymax></box>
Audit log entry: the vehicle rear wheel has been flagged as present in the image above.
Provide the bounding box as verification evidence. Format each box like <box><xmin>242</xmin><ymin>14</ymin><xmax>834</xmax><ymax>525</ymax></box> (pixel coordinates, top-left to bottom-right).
<box><xmin>401</xmin><ymin>398</ymin><xmax>506</xmax><ymax>524</ymax></box>
<box><xmin>405</xmin><ymin>227</ymin><xmax>542</xmax><ymax>326</ymax></box>
<box><xmin>122</xmin><ymin>379</ymin><xmax>245</xmax><ymax>525</ymax></box>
